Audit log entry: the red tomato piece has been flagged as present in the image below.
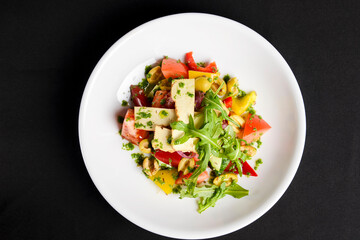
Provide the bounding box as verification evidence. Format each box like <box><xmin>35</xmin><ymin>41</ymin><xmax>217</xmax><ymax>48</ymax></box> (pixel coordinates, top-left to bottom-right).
<box><xmin>242</xmin><ymin>161</ymin><xmax>258</xmax><ymax>177</ymax></box>
<box><xmin>224</xmin><ymin>162</ymin><xmax>239</xmax><ymax>174</ymax></box>
<box><xmin>185</xmin><ymin>51</ymin><xmax>218</xmax><ymax>73</ymax></box>
<box><xmin>241</xmin><ymin>114</ymin><xmax>271</xmax><ymax>144</ymax></box>
<box><xmin>223</xmin><ymin>97</ymin><xmax>232</xmax><ymax>108</ymax></box>
<box><xmin>130</xmin><ymin>85</ymin><xmax>149</xmax><ymax>107</ymax></box>
<box><xmin>121</xmin><ymin>109</ymin><xmax>149</xmax><ymax>145</ymax></box>
<box><xmin>161</xmin><ymin>58</ymin><xmax>188</xmax><ymax>79</ymax></box>
<box><xmin>154</xmin><ymin>150</ymin><xmax>182</xmax><ymax>167</ymax></box>
<box><xmin>151</xmin><ymin>90</ymin><xmax>175</xmax><ymax>108</ymax></box>
<box><xmin>175</xmin><ymin>171</ymin><xmax>209</xmax><ymax>185</ymax></box>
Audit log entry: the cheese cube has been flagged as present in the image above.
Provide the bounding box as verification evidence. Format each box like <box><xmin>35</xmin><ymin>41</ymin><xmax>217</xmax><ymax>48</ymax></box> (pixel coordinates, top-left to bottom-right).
<box><xmin>134</xmin><ymin>107</ymin><xmax>176</xmax><ymax>131</ymax></box>
<box><xmin>152</xmin><ymin>126</ymin><xmax>175</xmax><ymax>152</ymax></box>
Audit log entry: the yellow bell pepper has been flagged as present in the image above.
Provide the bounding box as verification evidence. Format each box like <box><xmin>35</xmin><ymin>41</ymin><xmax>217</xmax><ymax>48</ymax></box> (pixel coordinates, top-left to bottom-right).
<box><xmin>232</xmin><ymin>91</ymin><xmax>257</xmax><ymax>115</ymax></box>
<box><xmin>188</xmin><ymin>70</ymin><xmax>219</xmax><ymax>79</ymax></box>
<box><xmin>227</xmin><ymin>77</ymin><xmax>239</xmax><ymax>96</ymax></box>
<box><xmin>149</xmin><ymin>168</ymin><xmax>178</xmax><ymax>195</ymax></box>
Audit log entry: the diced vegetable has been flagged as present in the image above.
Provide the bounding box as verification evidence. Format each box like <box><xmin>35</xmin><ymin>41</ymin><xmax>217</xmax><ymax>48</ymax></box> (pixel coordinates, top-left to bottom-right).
<box><xmin>149</xmin><ymin>169</ymin><xmax>178</xmax><ymax>194</ymax></box>
<box><xmin>242</xmin><ymin>161</ymin><xmax>258</xmax><ymax>177</ymax></box>
<box><xmin>175</xmin><ymin>170</ymin><xmax>209</xmax><ymax>185</ymax></box>
<box><xmin>223</xmin><ymin>97</ymin><xmax>232</xmax><ymax>108</ymax></box>
<box><xmin>121</xmin><ymin>109</ymin><xmax>149</xmax><ymax>145</ymax></box>
<box><xmin>232</xmin><ymin>91</ymin><xmax>257</xmax><ymax>115</ymax></box>
<box><xmin>185</xmin><ymin>52</ymin><xmax>218</xmax><ymax>73</ymax></box>
<box><xmin>241</xmin><ymin>114</ymin><xmax>271</xmax><ymax>144</ymax></box>
<box><xmin>130</xmin><ymin>85</ymin><xmax>150</xmax><ymax>107</ymax></box>
<box><xmin>154</xmin><ymin>150</ymin><xmax>182</xmax><ymax>167</ymax></box>
<box><xmin>152</xmin><ymin>90</ymin><xmax>175</xmax><ymax>108</ymax></box>
<box><xmin>188</xmin><ymin>70</ymin><xmax>219</xmax><ymax>79</ymax></box>
<box><xmin>226</xmin><ymin>78</ymin><xmax>239</xmax><ymax>96</ymax></box>
<box><xmin>161</xmin><ymin>58</ymin><xmax>189</xmax><ymax>79</ymax></box>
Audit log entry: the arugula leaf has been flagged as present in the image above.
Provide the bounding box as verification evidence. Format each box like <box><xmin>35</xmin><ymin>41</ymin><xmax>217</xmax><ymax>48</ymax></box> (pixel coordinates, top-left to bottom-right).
<box><xmin>180</xmin><ymin>182</ymin><xmax>249</xmax><ymax>213</ymax></box>
<box><xmin>170</xmin><ymin>115</ymin><xmax>221</xmax><ymax>149</ymax></box>
<box><xmin>202</xmin><ymin>90</ymin><xmax>241</xmax><ymax>128</ymax></box>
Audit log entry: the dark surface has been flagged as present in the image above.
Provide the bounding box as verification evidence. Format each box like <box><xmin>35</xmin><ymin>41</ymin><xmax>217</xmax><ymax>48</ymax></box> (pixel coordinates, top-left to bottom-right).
<box><xmin>1</xmin><ymin>1</ymin><xmax>359</xmax><ymax>239</ymax></box>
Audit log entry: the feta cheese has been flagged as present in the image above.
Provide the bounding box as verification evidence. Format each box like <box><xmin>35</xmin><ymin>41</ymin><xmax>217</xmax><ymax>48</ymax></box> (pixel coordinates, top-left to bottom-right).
<box><xmin>170</xmin><ymin>79</ymin><xmax>197</xmax><ymax>152</ymax></box>
<box><xmin>152</xmin><ymin>126</ymin><xmax>175</xmax><ymax>152</ymax></box>
<box><xmin>134</xmin><ymin>107</ymin><xmax>176</xmax><ymax>131</ymax></box>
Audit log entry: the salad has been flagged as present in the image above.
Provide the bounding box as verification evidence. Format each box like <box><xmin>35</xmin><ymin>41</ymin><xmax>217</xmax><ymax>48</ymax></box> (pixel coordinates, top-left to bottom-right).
<box><xmin>118</xmin><ymin>52</ymin><xmax>271</xmax><ymax>213</ymax></box>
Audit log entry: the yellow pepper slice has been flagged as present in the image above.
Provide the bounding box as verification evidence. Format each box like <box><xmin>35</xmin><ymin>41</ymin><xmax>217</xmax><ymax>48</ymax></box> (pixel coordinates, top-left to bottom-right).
<box><xmin>149</xmin><ymin>168</ymin><xmax>178</xmax><ymax>195</ymax></box>
<box><xmin>232</xmin><ymin>91</ymin><xmax>257</xmax><ymax>115</ymax></box>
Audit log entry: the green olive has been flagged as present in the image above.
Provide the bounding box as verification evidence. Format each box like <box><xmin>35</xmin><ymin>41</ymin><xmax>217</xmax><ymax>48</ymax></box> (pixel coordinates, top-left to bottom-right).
<box><xmin>195</xmin><ymin>76</ymin><xmax>213</xmax><ymax>92</ymax></box>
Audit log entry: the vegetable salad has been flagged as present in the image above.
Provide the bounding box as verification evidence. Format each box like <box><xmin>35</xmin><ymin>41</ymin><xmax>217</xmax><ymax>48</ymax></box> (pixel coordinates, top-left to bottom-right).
<box><xmin>118</xmin><ymin>52</ymin><xmax>271</xmax><ymax>213</ymax></box>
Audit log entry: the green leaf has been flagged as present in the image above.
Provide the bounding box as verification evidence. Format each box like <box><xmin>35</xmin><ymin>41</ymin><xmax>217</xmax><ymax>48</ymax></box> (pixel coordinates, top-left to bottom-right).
<box><xmin>202</xmin><ymin>90</ymin><xmax>241</xmax><ymax>128</ymax></box>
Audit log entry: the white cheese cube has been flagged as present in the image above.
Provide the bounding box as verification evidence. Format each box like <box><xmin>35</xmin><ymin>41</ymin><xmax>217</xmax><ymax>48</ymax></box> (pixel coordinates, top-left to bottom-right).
<box><xmin>134</xmin><ymin>107</ymin><xmax>176</xmax><ymax>131</ymax></box>
<box><xmin>152</xmin><ymin>126</ymin><xmax>175</xmax><ymax>152</ymax></box>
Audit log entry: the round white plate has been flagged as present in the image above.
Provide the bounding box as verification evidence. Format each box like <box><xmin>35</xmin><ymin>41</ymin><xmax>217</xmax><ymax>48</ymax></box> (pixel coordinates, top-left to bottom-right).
<box><xmin>79</xmin><ymin>13</ymin><xmax>306</xmax><ymax>239</ymax></box>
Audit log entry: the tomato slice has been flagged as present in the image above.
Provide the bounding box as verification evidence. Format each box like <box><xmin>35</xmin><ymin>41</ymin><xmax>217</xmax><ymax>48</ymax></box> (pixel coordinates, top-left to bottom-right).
<box><xmin>241</xmin><ymin>114</ymin><xmax>271</xmax><ymax>144</ymax></box>
<box><xmin>151</xmin><ymin>90</ymin><xmax>175</xmax><ymax>108</ymax></box>
<box><xmin>185</xmin><ymin>52</ymin><xmax>218</xmax><ymax>73</ymax></box>
<box><xmin>223</xmin><ymin>97</ymin><xmax>232</xmax><ymax>108</ymax></box>
<box><xmin>130</xmin><ymin>85</ymin><xmax>149</xmax><ymax>107</ymax></box>
<box><xmin>161</xmin><ymin>58</ymin><xmax>188</xmax><ymax>79</ymax></box>
<box><xmin>242</xmin><ymin>161</ymin><xmax>258</xmax><ymax>177</ymax></box>
<box><xmin>224</xmin><ymin>162</ymin><xmax>239</xmax><ymax>174</ymax></box>
<box><xmin>154</xmin><ymin>150</ymin><xmax>182</xmax><ymax>167</ymax></box>
<box><xmin>175</xmin><ymin>171</ymin><xmax>209</xmax><ymax>185</ymax></box>
<box><xmin>121</xmin><ymin>109</ymin><xmax>149</xmax><ymax>145</ymax></box>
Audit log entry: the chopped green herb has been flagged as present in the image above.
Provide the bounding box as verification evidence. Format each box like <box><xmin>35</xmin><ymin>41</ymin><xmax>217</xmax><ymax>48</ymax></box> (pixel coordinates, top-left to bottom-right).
<box><xmin>117</xmin><ymin>116</ymin><xmax>124</xmax><ymax>123</ymax></box>
<box><xmin>196</xmin><ymin>62</ymin><xmax>206</xmax><ymax>67</ymax></box>
<box><xmin>159</xmin><ymin>110</ymin><xmax>169</xmax><ymax>119</ymax></box>
<box><xmin>125</xmin><ymin>117</ymin><xmax>131</xmax><ymax>122</ymax></box>
<box><xmin>167</xmin><ymin>136</ymin><xmax>172</xmax><ymax>144</ymax></box>
<box><xmin>146</xmin><ymin>121</ymin><xmax>153</xmax><ymax>128</ymax></box>
<box><xmin>207</xmin><ymin>77</ymin><xmax>212</xmax><ymax>82</ymax></box>
<box><xmin>122</xmin><ymin>142</ymin><xmax>134</xmax><ymax>151</ymax></box>
<box><xmin>256</xmin><ymin>139</ymin><xmax>262</xmax><ymax>148</ymax></box>
<box><xmin>247</xmin><ymin>105</ymin><xmax>256</xmax><ymax>115</ymax></box>
<box><xmin>223</xmin><ymin>74</ymin><xmax>231</xmax><ymax>83</ymax></box>
<box><xmin>160</xmin><ymin>99</ymin><xmax>166</xmax><ymax>105</ymax></box>
<box><xmin>164</xmin><ymin>56</ymin><xmax>169</xmax><ymax>59</ymax></box>
<box><xmin>177</xmin><ymin>59</ymin><xmax>181</xmax><ymax>63</ymax></box>
<box><xmin>131</xmin><ymin>153</ymin><xmax>145</xmax><ymax>165</ymax></box>
<box><xmin>186</xmin><ymin>92</ymin><xmax>194</xmax><ymax>97</ymax></box>
<box><xmin>137</xmin><ymin>111</ymin><xmax>151</xmax><ymax>119</ymax></box>
<box><xmin>177</xmin><ymin>89</ymin><xmax>181</xmax><ymax>95</ymax></box>
<box><xmin>121</xmin><ymin>100</ymin><xmax>128</xmax><ymax>107</ymax></box>
<box><xmin>135</xmin><ymin>123</ymin><xmax>146</xmax><ymax>128</ymax></box>
<box><xmin>254</xmin><ymin>158</ymin><xmax>263</xmax><ymax>170</ymax></box>
<box><xmin>138</xmin><ymin>78</ymin><xmax>149</xmax><ymax>89</ymax></box>
<box><xmin>179</xmin><ymin>82</ymin><xmax>185</xmax><ymax>88</ymax></box>
<box><xmin>172</xmin><ymin>185</ymin><xmax>182</xmax><ymax>194</ymax></box>
<box><xmin>146</xmin><ymin>73</ymin><xmax>152</xmax><ymax>79</ymax></box>
<box><xmin>153</xmin><ymin>176</ymin><xmax>165</xmax><ymax>185</ymax></box>
<box><xmin>145</xmin><ymin>65</ymin><xmax>152</xmax><ymax>74</ymax></box>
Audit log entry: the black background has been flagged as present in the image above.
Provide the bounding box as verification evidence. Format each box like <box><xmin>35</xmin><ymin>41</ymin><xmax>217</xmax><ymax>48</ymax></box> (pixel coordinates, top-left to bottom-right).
<box><xmin>1</xmin><ymin>1</ymin><xmax>360</xmax><ymax>239</ymax></box>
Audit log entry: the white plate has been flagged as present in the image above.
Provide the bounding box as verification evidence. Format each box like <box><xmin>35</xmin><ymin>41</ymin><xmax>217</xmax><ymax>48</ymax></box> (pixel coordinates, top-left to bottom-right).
<box><xmin>79</xmin><ymin>13</ymin><xmax>306</xmax><ymax>239</ymax></box>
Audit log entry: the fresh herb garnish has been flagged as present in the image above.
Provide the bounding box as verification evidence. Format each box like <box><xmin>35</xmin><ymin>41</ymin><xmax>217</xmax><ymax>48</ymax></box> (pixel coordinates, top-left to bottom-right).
<box><xmin>121</xmin><ymin>100</ymin><xmax>128</xmax><ymax>107</ymax></box>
